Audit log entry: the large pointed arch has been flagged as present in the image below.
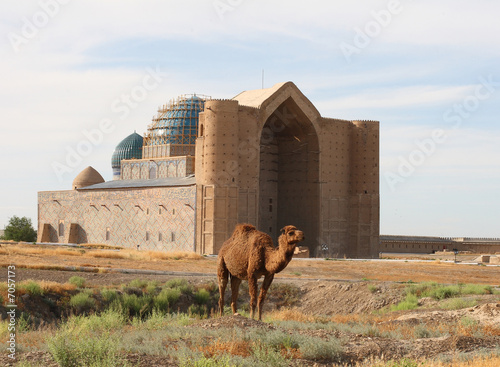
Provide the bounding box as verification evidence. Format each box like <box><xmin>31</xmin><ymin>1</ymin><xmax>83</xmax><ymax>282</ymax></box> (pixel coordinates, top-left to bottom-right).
<box><xmin>256</xmin><ymin>93</ymin><xmax>321</xmax><ymax>255</ymax></box>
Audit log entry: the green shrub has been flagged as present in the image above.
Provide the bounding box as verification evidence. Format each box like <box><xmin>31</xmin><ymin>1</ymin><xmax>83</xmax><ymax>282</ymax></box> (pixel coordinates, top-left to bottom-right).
<box><xmin>68</xmin><ymin>276</ymin><xmax>86</xmax><ymax>288</ymax></box>
<box><xmin>128</xmin><ymin>279</ymin><xmax>148</xmax><ymax>288</ymax></box>
<box><xmin>69</xmin><ymin>292</ymin><xmax>95</xmax><ymax>311</ymax></box>
<box><xmin>188</xmin><ymin>304</ymin><xmax>208</xmax><ymax>318</ymax></box>
<box><xmin>146</xmin><ymin>280</ymin><xmax>160</xmax><ymax>295</ymax></box>
<box><xmin>154</xmin><ymin>288</ymin><xmax>181</xmax><ymax>311</ymax></box>
<box><xmin>251</xmin><ymin>343</ymin><xmax>289</xmax><ymax>367</ymax></box>
<box><xmin>460</xmin><ymin>283</ymin><xmax>494</xmax><ymax>295</ymax></box>
<box><xmin>368</xmin><ymin>284</ymin><xmax>378</xmax><ymax>293</ymax></box>
<box><xmin>20</xmin><ymin>280</ymin><xmax>43</xmax><ymax>296</ymax></box>
<box><xmin>100</xmin><ymin>288</ymin><xmax>118</xmax><ymax>302</ymax></box>
<box><xmin>440</xmin><ymin>298</ymin><xmax>477</xmax><ymax>310</ymax></box>
<box><xmin>121</xmin><ymin>293</ymin><xmax>152</xmax><ymax>317</ymax></box>
<box><xmin>391</xmin><ymin>294</ymin><xmax>419</xmax><ymax>311</ymax></box>
<box><xmin>430</xmin><ymin>285</ymin><xmax>460</xmax><ymax>300</ymax></box>
<box><xmin>297</xmin><ymin>335</ymin><xmax>341</xmax><ymax>361</ymax></box>
<box><xmin>194</xmin><ymin>288</ymin><xmax>210</xmax><ymax>305</ymax></box>
<box><xmin>414</xmin><ymin>324</ymin><xmax>432</xmax><ymax>339</ymax></box>
<box><xmin>48</xmin><ymin>330</ymin><xmax>123</xmax><ymax>367</ymax></box>
<box><xmin>166</xmin><ymin>278</ymin><xmax>193</xmax><ymax>294</ymax></box>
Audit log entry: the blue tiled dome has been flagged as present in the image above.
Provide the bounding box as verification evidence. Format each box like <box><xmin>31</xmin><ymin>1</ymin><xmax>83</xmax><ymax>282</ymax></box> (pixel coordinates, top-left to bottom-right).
<box><xmin>150</xmin><ymin>95</ymin><xmax>205</xmax><ymax>145</ymax></box>
<box><xmin>111</xmin><ymin>132</ymin><xmax>143</xmax><ymax>169</ymax></box>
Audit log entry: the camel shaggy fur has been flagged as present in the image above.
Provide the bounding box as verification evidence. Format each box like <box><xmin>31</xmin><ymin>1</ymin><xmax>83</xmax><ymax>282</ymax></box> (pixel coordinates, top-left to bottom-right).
<box><xmin>217</xmin><ymin>224</ymin><xmax>305</xmax><ymax>320</ymax></box>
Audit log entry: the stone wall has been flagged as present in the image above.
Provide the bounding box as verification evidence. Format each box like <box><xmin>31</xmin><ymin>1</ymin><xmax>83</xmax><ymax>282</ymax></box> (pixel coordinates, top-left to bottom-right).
<box><xmin>121</xmin><ymin>156</ymin><xmax>194</xmax><ymax>180</ymax></box>
<box><xmin>38</xmin><ymin>185</ymin><xmax>196</xmax><ymax>251</ymax></box>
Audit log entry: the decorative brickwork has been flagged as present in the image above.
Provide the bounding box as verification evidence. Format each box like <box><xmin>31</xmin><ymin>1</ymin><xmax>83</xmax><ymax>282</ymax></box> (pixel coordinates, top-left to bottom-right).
<box><xmin>38</xmin><ymin>186</ymin><xmax>196</xmax><ymax>251</ymax></box>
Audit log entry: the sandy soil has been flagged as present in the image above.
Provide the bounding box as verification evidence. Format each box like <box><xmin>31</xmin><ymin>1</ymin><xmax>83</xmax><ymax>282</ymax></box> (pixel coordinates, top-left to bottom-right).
<box><xmin>1</xmin><ymin>243</ymin><xmax>499</xmax><ymax>366</ymax></box>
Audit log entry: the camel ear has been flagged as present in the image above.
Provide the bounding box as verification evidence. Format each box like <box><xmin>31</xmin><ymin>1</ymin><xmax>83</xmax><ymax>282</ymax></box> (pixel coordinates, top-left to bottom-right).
<box><xmin>280</xmin><ymin>226</ymin><xmax>286</xmax><ymax>234</ymax></box>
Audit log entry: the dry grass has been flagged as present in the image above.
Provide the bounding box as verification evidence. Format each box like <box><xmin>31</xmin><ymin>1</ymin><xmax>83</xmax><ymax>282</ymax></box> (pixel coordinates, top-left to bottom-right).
<box><xmin>0</xmin><ymin>245</ymin><xmax>82</xmax><ymax>257</ymax></box>
<box><xmin>267</xmin><ymin>308</ymin><xmax>316</xmax><ymax>322</ymax></box>
<box><xmin>357</xmin><ymin>355</ymin><xmax>500</xmax><ymax>367</ymax></box>
<box><xmin>198</xmin><ymin>339</ymin><xmax>252</xmax><ymax>358</ymax></box>
<box><xmin>38</xmin><ymin>280</ymin><xmax>77</xmax><ymax>293</ymax></box>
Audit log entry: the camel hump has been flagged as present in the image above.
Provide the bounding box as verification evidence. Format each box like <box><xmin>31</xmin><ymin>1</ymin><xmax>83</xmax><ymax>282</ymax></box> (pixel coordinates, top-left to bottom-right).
<box><xmin>233</xmin><ymin>223</ymin><xmax>256</xmax><ymax>236</ymax></box>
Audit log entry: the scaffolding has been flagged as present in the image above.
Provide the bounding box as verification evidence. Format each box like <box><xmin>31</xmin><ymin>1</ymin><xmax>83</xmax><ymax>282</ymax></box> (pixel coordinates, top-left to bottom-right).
<box><xmin>143</xmin><ymin>94</ymin><xmax>209</xmax><ymax>159</ymax></box>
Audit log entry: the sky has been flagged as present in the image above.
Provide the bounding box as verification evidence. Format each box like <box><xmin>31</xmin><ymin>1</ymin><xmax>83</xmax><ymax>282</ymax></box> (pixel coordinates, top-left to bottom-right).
<box><xmin>1</xmin><ymin>0</ymin><xmax>499</xmax><ymax>238</ymax></box>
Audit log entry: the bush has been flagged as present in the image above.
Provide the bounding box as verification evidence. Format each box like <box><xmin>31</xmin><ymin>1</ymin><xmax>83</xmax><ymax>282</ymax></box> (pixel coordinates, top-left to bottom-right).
<box><xmin>391</xmin><ymin>294</ymin><xmax>419</xmax><ymax>311</ymax></box>
<box><xmin>100</xmin><ymin>288</ymin><xmax>118</xmax><ymax>302</ymax></box>
<box><xmin>154</xmin><ymin>288</ymin><xmax>181</xmax><ymax>311</ymax></box>
<box><xmin>68</xmin><ymin>276</ymin><xmax>86</xmax><ymax>288</ymax></box>
<box><xmin>121</xmin><ymin>293</ymin><xmax>152</xmax><ymax>317</ymax></box>
<box><xmin>128</xmin><ymin>279</ymin><xmax>148</xmax><ymax>288</ymax></box>
<box><xmin>440</xmin><ymin>298</ymin><xmax>477</xmax><ymax>310</ymax></box>
<box><xmin>251</xmin><ymin>343</ymin><xmax>289</xmax><ymax>367</ymax></box>
<box><xmin>166</xmin><ymin>278</ymin><xmax>193</xmax><ymax>294</ymax></box>
<box><xmin>1</xmin><ymin>215</ymin><xmax>37</xmax><ymax>242</ymax></box>
<box><xmin>19</xmin><ymin>280</ymin><xmax>43</xmax><ymax>296</ymax></box>
<box><xmin>48</xmin><ymin>330</ymin><xmax>123</xmax><ymax>367</ymax></box>
<box><xmin>194</xmin><ymin>289</ymin><xmax>211</xmax><ymax>305</ymax></box>
<box><xmin>69</xmin><ymin>292</ymin><xmax>95</xmax><ymax>311</ymax></box>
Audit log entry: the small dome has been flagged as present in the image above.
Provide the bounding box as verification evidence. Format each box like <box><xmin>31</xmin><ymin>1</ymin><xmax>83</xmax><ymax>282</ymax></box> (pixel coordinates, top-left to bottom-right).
<box><xmin>73</xmin><ymin>166</ymin><xmax>105</xmax><ymax>189</ymax></box>
<box><xmin>111</xmin><ymin>132</ymin><xmax>144</xmax><ymax>169</ymax></box>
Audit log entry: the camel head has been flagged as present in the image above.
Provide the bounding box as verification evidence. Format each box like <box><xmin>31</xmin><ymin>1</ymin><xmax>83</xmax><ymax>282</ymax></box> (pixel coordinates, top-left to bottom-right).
<box><xmin>280</xmin><ymin>225</ymin><xmax>305</xmax><ymax>246</ymax></box>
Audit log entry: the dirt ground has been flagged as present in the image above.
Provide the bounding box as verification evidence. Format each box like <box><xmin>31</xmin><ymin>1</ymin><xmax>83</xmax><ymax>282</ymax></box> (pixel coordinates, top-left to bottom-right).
<box><xmin>1</xmin><ymin>243</ymin><xmax>499</xmax><ymax>366</ymax></box>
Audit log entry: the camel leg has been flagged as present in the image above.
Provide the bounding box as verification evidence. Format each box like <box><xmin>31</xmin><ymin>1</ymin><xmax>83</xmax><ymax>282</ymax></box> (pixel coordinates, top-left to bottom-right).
<box><xmin>217</xmin><ymin>259</ymin><xmax>229</xmax><ymax>317</ymax></box>
<box><xmin>248</xmin><ymin>275</ymin><xmax>258</xmax><ymax>319</ymax></box>
<box><xmin>257</xmin><ymin>274</ymin><xmax>274</xmax><ymax>321</ymax></box>
<box><xmin>230</xmin><ymin>276</ymin><xmax>242</xmax><ymax>315</ymax></box>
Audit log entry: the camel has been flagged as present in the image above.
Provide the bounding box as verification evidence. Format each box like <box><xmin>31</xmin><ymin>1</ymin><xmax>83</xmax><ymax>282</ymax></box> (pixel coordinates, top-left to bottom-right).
<box><xmin>217</xmin><ymin>223</ymin><xmax>305</xmax><ymax>320</ymax></box>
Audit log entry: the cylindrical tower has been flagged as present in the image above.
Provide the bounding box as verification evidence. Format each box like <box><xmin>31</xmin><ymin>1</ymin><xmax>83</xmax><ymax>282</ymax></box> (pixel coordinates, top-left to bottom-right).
<box><xmin>200</xmin><ymin>99</ymin><xmax>240</xmax><ymax>186</ymax></box>
<box><xmin>195</xmin><ymin>99</ymin><xmax>240</xmax><ymax>254</ymax></box>
<box><xmin>349</xmin><ymin>120</ymin><xmax>380</xmax><ymax>258</ymax></box>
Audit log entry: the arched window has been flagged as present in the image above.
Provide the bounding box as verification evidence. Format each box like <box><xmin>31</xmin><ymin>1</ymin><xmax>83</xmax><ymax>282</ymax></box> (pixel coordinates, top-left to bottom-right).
<box><xmin>58</xmin><ymin>220</ymin><xmax>64</xmax><ymax>237</ymax></box>
<box><xmin>149</xmin><ymin>165</ymin><xmax>157</xmax><ymax>179</ymax></box>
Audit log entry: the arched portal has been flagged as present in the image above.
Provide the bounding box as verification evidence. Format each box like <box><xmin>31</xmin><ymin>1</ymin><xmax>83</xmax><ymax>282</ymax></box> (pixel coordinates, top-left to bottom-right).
<box><xmin>258</xmin><ymin>98</ymin><xmax>320</xmax><ymax>255</ymax></box>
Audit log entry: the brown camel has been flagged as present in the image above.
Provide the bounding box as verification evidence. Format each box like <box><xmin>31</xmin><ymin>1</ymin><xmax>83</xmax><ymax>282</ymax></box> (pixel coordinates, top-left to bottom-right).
<box><xmin>217</xmin><ymin>223</ymin><xmax>305</xmax><ymax>320</ymax></box>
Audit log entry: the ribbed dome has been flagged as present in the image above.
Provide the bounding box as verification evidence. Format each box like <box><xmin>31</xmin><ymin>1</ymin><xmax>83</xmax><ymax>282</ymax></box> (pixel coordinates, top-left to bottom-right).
<box><xmin>111</xmin><ymin>132</ymin><xmax>143</xmax><ymax>169</ymax></box>
<box><xmin>73</xmin><ymin>166</ymin><xmax>105</xmax><ymax>189</ymax></box>
<box><xmin>146</xmin><ymin>95</ymin><xmax>205</xmax><ymax>146</ymax></box>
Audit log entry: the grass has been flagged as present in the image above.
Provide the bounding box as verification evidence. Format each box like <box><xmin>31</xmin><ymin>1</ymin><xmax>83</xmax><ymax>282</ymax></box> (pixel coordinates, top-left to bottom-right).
<box><xmin>154</xmin><ymin>288</ymin><xmax>181</xmax><ymax>311</ymax></box>
<box><xmin>69</xmin><ymin>292</ymin><xmax>95</xmax><ymax>311</ymax></box>
<box><xmin>48</xmin><ymin>329</ymin><xmax>124</xmax><ymax>367</ymax></box>
<box><xmin>68</xmin><ymin>275</ymin><xmax>86</xmax><ymax>288</ymax></box>
<box><xmin>391</xmin><ymin>294</ymin><xmax>419</xmax><ymax>311</ymax></box>
<box><xmin>18</xmin><ymin>280</ymin><xmax>44</xmax><ymax>296</ymax></box>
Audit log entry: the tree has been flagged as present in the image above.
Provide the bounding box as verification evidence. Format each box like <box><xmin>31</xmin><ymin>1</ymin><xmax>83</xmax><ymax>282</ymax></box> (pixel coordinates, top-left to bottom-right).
<box><xmin>1</xmin><ymin>216</ymin><xmax>37</xmax><ymax>242</ymax></box>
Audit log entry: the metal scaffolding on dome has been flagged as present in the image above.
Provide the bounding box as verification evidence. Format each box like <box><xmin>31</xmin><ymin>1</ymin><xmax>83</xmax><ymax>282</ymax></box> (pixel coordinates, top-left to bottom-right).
<box><xmin>143</xmin><ymin>94</ymin><xmax>210</xmax><ymax>158</ymax></box>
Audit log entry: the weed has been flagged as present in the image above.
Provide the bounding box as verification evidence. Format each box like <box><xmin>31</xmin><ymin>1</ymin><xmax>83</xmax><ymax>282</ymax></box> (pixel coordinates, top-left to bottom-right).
<box><xmin>68</xmin><ymin>276</ymin><xmax>86</xmax><ymax>288</ymax></box>
<box><xmin>251</xmin><ymin>343</ymin><xmax>289</xmax><ymax>367</ymax></box>
<box><xmin>189</xmin><ymin>304</ymin><xmax>209</xmax><ymax>318</ymax></box>
<box><xmin>128</xmin><ymin>279</ymin><xmax>148</xmax><ymax>288</ymax></box>
<box><xmin>368</xmin><ymin>284</ymin><xmax>378</xmax><ymax>293</ymax></box>
<box><xmin>121</xmin><ymin>293</ymin><xmax>152</xmax><ymax>317</ymax></box>
<box><xmin>69</xmin><ymin>292</ymin><xmax>95</xmax><ymax>311</ymax></box>
<box><xmin>166</xmin><ymin>278</ymin><xmax>193</xmax><ymax>294</ymax></box>
<box><xmin>413</xmin><ymin>324</ymin><xmax>432</xmax><ymax>339</ymax></box>
<box><xmin>154</xmin><ymin>288</ymin><xmax>181</xmax><ymax>311</ymax></box>
<box><xmin>194</xmin><ymin>289</ymin><xmax>211</xmax><ymax>305</ymax></box>
<box><xmin>439</xmin><ymin>297</ymin><xmax>477</xmax><ymax>310</ymax></box>
<box><xmin>19</xmin><ymin>280</ymin><xmax>43</xmax><ymax>296</ymax></box>
<box><xmin>100</xmin><ymin>288</ymin><xmax>118</xmax><ymax>302</ymax></box>
<box><xmin>391</xmin><ymin>294</ymin><xmax>419</xmax><ymax>311</ymax></box>
<box><xmin>48</xmin><ymin>329</ymin><xmax>124</xmax><ymax>367</ymax></box>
